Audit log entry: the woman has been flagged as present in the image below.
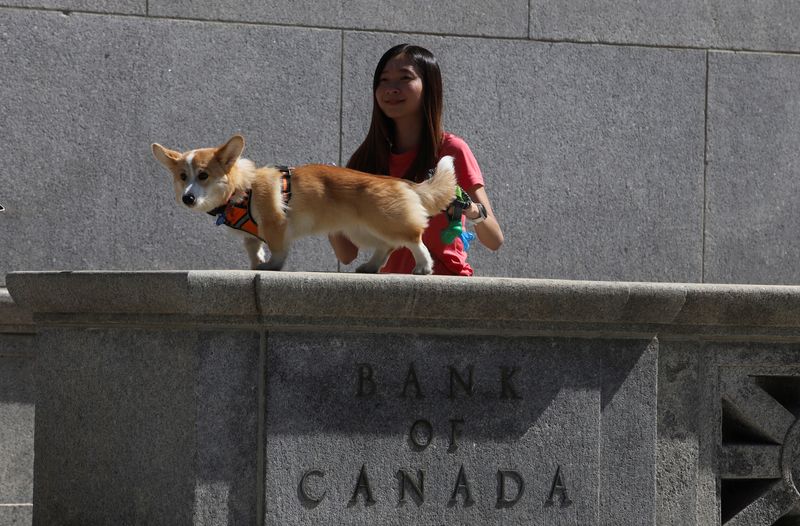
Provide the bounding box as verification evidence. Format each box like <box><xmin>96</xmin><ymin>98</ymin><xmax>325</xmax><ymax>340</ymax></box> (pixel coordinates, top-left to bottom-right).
<box><xmin>330</xmin><ymin>44</ymin><xmax>503</xmax><ymax>275</ymax></box>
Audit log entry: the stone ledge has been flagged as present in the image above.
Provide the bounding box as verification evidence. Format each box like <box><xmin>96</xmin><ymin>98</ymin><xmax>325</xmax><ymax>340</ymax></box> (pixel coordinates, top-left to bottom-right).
<box><xmin>7</xmin><ymin>271</ymin><xmax>800</xmax><ymax>334</ymax></box>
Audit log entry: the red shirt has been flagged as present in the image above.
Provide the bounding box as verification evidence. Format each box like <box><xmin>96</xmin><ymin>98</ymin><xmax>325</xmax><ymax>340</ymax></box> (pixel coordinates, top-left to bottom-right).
<box><xmin>381</xmin><ymin>133</ymin><xmax>485</xmax><ymax>275</ymax></box>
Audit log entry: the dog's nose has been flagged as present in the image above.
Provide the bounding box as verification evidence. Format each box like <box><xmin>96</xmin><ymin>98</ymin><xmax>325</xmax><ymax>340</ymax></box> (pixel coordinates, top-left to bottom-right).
<box><xmin>182</xmin><ymin>194</ymin><xmax>196</xmax><ymax>206</ymax></box>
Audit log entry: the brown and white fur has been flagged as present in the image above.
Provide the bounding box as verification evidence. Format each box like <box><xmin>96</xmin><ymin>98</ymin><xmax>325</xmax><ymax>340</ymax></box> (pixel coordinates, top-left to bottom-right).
<box><xmin>151</xmin><ymin>135</ymin><xmax>456</xmax><ymax>274</ymax></box>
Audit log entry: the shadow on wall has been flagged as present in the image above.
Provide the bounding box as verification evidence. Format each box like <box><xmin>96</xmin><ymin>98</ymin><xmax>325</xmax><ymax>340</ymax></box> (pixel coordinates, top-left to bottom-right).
<box><xmin>0</xmin><ymin>335</ymin><xmax>35</xmax><ymax>404</ymax></box>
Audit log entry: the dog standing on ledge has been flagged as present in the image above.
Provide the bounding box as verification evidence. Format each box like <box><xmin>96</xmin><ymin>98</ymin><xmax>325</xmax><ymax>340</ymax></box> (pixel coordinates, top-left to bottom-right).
<box><xmin>151</xmin><ymin>135</ymin><xmax>456</xmax><ymax>274</ymax></box>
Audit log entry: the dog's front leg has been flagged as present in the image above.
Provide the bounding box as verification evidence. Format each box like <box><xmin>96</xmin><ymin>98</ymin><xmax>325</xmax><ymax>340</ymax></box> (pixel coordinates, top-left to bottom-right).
<box><xmin>407</xmin><ymin>240</ymin><xmax>434</xmax><ymax>275</ymax></box>
<box><xmin>256</xmin><ymin>252</ymin><xmax>288</xmax><ymax>271</ymax></box>
<box><xmin>255</xmin><ymin>226</ymin><xmax>289</xmax><ymax>271</ymax></box>
<box><xmin>243</xmin><ymin>237</ymin><xmax>267</xmax><ymax>270</ymax></box>
<box><xmin>355</xmin><ymin>245</ymin><xmax>392</xmax><ymax>273</ymax></box>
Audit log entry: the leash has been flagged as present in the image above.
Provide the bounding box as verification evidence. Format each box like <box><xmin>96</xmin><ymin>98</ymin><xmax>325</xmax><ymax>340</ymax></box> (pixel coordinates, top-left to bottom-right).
<box><xmin>441</xmin><ymin>186</ymin><xmax>476</xmax><ymax>250</ymax></box>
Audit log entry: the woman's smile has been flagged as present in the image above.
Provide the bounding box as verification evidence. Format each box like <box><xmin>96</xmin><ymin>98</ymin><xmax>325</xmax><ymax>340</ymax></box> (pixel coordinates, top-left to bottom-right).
<box><xmin>376</xmin><ymin>54</ymin><xmax>424</xmax><ymax>120</ymax></box>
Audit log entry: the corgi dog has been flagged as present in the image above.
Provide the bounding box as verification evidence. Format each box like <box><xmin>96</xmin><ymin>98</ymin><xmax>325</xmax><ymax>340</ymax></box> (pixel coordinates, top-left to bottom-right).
<box><xmin>151</xmin><ymin>135</ymin><xmax>456</xmax><ymax>274</ymax></box>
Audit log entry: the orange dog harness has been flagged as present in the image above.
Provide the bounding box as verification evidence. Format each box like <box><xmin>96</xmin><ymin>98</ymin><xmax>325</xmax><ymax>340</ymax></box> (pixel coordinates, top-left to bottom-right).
<box><xmin>208</xmin><ymin>166</ymin><xmax>292</xmax><ymax>242</ymax></box>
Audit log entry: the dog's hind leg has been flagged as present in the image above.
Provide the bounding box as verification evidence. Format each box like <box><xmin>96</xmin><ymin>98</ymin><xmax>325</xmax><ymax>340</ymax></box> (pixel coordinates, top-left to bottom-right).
<box><xmin>406</xmin><ymin>239</ymin><xmax>433</xmax><ymax>275</ymax></box>
<box><xmin>243</xmin><ymin>237</ymin><xmax>267</xmax><ymax>270</ymax></box>
<box><xmin>355</xmin><ymin>245</ymin><xmax>393</xmax><ymax>273</ymax></box>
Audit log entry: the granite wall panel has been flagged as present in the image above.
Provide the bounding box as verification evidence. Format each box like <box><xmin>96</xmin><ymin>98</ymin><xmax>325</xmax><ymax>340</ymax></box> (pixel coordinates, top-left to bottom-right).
<box><xmin>0</xmin><ymin>10</ymin><xmax>341</xmax><ymax>283</ymax></box>
<box><xmin>342</xmin><ymin>33</ymin><xmax>706</xmax><ymax>280</ymax></box>
<box><xmin>530</xmin><ymin>1</ymin><xmax>800</xmax><ymax>52</ymax></box>
<box><xmin>149</xmin><ymin>0</ymin><xmax>528</xmax><ymax>38</ymax></box>
<box><xmin>705</xmin><ymin>52</ymin><xmax>800</xmax><ymax>285</ymax></box>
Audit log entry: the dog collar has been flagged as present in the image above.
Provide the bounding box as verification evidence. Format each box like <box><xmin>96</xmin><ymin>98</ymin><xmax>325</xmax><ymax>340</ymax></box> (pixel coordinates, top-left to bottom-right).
<box><xmin>207</xmin><ymin>166</ymin><xmax>292</xmax><ymax>217</ymax></box>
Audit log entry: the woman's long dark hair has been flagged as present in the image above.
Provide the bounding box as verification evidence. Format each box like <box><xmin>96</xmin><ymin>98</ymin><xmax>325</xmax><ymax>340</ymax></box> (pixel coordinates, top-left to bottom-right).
<box><xmin>347</xmin><ymin>44</ymin><xmax>444</xmax><ymax>183</ymax></box>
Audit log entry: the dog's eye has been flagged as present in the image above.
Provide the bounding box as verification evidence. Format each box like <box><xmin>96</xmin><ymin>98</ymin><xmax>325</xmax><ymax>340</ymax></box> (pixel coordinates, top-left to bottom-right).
<box><xmin>198</xmin><ymin>172</ymin><xmax>209</xmax><ymax>181</ymax></box>
<box><xmin>179</xmin><ymin>172</ymin><xmax>187</xmax><ymax>181</ymax></box>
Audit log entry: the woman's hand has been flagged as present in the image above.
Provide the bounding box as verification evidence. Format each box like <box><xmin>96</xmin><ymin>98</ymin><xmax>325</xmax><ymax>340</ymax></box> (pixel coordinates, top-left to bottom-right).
<box><xmin>465</xmin><ymin>186</ymin><xmax>504</xmax><ymax>251</ymax></box>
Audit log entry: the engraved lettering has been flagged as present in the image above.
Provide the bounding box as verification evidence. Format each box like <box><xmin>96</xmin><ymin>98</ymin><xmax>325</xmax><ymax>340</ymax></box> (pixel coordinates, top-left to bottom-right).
<box><xmin>500</xmin><ymin>367</ymin><xmax>522</xmax><ymax>400</ymax></box>
<box><xmin>448</xmin><ymin>418</ymin><xmax>465</xmax><ymax>452</ymax></box>
<box><xmin>545</xmin><ymin>465</ymin><xmax>572</xmax><ymax>507</ymax></box>
<box><xmin>401</xmin><ymin>363</ymin><xmax>424</xmax><ymax>399</ymax></box>
<box><xmin>449</xmin><ymin>464</ymin><xmax>474</xmax><ymax>506</ymax></box>
<box><xmin>349</xmin><ymin>464</ymin><xmax>376</xmax><ymax>505</ymax></box>
<box><xmin>356</xmin><ymin>364</ymin><xmax>376</xmax><ymax>398</ymax></box>
<box><xmin>298</xmin><ymin>470</ymin><xmax>326</xmax><ymax>505</ymax></box>
<box><xmin>448</xmin><ymin>365</ymin><xmax>474</xmax><ymax>398</ymax></box>
<box><xmin>409</xmin><ymin>419</ymin><xmax>433</xmax><ymax>450</ymax></box>
<box><xmin>397</xmin><ymin>469</ymin><xmax>425</xmax><ymax>505</ymax></box>
<box><xmin>496</xmin><ymin>470</ymin><xmax>524</xmax><ymax>508</ymax></box>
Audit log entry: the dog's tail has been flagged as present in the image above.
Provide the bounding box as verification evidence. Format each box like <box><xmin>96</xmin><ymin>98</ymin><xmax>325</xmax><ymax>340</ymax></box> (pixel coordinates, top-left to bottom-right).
<box><xmin>414</xmin><ymin>155</ymin><xmax>457</xmax><ymax>216</ymax></box>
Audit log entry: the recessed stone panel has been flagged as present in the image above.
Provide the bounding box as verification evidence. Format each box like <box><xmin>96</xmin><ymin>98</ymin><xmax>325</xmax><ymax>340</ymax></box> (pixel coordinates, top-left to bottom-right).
<box><xmin>31</xmin><ymin>328</ymin><xmax>260</xmax><ymax>525</ymax></box>
<box><xmin>264</xmin><ymin>332</ymin><xmax>657</xmax><ymax>525</ymax></box>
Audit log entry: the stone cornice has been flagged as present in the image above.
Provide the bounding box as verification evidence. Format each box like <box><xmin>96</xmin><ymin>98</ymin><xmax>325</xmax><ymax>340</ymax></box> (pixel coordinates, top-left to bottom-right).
<box><xmin>6</xmin><ymin>271</ymin><xmax>800</xmax><ymax>340</ymax></box>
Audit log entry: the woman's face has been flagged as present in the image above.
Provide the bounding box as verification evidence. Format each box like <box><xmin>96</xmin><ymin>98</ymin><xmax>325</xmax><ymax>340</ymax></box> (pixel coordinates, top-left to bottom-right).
<box><xmin>375</xmin><ymin>54</ymin><xmax>424</xmax><ymax>122</ymax></box>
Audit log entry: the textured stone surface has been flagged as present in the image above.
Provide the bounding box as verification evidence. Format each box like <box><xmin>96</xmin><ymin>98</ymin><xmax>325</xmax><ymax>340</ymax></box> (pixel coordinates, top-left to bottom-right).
<box><xmin>32</xmin><ymin>328</ymin><xmax>260</xmax><ymax>525</ymax></box>
<box><xmin>2</xmin><ymin>1</ymin><xmax>143</xmax><ymax>13</ymax></box>
<box><xmin>0</xmin><ymin>10</ymin><xmax>341</xmax><ymax>284</ymax></box>
<box><xmin>0</xmin><ymin>335</ymin><xmax>35</xmax><ymax>510</ymax></box>
<box><xmin>601</xmin><ymin>337</ymin><xmax>657</xmax><ymax>523</ymax></box>
<box><xmin>12</xmin><ymin>271</ymin><xmax>800</xmax><ymax>335</ymax></box>
<box><xmin>150</xmin><ymin>0</ymin><xmax>528</xmax><ymax>37</ymax></box>
<box><xmin>713</xmin><ymin>344</ymin><xmax>800</xmax><ymax>525</ymax></box>
<box><xmin>656</xmin><ymin>341</ymin><xmax>714</xmax><ymax>526</ymax></box>
<box><xmin>5</xmin><ymin>271</ymin><xmax>257</xmax><ymax>317</ymax></box>
<box><xmin>264</xmin><ymin>331</ymin><xmax>656</xmax><ymax>525</ymax></box>
<box><xmin>705</xmin><ymin>52</ymin><xmax>800</xmax><ymax>285</ymax></box>
<box><xmin>342</xmin><ymin>33</ymin><xmax>706</xmax><ymax>281</ymax></box>
<box><xmin>0</xmin><ymin>507</ymin><xmax>32</xmax><ymax>526</ymax></box>
<box><xmin>530</xmin><ymin>1</ymin><xmax>800</xmax><ymax>52</ymax></box>
<box><xmin>657</xmin><ymin>340</ymin><xmax>800</xmax><ymax>525</ymax></box>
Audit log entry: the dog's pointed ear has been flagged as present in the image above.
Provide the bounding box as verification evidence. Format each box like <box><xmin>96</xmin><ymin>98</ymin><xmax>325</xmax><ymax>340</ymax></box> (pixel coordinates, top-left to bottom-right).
<box><xmin>152</xmin><ymin>143</ymin><xmax>182</xmax><ymax>168</ymax></box>
<box><xmin>215</xmin><ymin>135</ymin><xmax>245</xmax><ymax>170</ymax></box>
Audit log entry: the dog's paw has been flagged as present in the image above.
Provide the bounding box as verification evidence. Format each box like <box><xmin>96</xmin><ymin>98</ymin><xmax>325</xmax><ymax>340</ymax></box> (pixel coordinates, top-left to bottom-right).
<box><xmin>250</xmin><ymin>257</ymin><xmax>267</xmax><ymax>270</ymax></box>
<box><xmin>412</xmin><ymin>265</ymin><xmax>433</xmax><ymax>275</ymax></box>
<box><xmin>256</xmin><ymin>261</ymin><xmax>284</xmax><ymax>271</ymax></box>
<box><xmin>355</xmin><ymin>263</ymin><xmax>379</xmax><ymax>273</ymax></box>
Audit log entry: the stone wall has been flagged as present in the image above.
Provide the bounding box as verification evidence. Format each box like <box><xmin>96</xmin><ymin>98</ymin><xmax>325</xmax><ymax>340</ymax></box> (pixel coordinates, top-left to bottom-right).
<box><xmin>7</xmin><ymin>270</ymin><xmax>800</xmax><ymax>525</ymax></box>
<box><xmin>2</xmin><ymin>2</ymin><xmax>800</xmax><ymax>524</ymax></box>
<box><xmin>1</xmin><ymin>1</ymin><xmax>799</xmax><ymax>283</ymax></box>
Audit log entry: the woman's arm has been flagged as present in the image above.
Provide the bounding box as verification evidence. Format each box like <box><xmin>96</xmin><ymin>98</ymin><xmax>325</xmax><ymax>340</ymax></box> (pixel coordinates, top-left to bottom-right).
<box><xmin>329</xmin><ymin>233</ymin><xmax>359</xmax><ymax>264</ymax></box>
<box><xmin>464</xmin><ymin>185</ymin><xmax>504</xmax><ymax>251</ymax></box>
